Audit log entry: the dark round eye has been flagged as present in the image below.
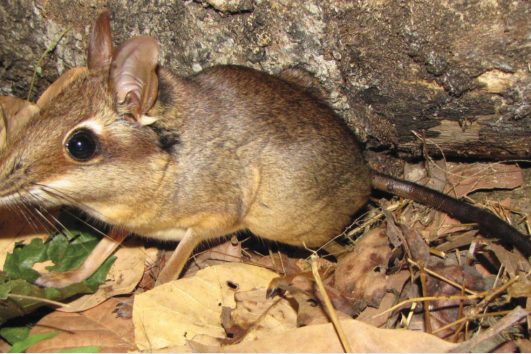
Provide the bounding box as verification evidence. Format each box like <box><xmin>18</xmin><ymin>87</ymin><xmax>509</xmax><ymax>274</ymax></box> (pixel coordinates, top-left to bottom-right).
<box><xmin>65</xmin><ymin>129</ymin><xmax>99</xmax><ymax>162</ymax></box>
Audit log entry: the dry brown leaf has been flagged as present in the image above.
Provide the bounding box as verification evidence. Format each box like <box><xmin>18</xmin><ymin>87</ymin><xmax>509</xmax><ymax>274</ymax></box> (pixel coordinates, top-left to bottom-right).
<box><xmin>335</xmin><ymin>227</ymin><xmax>392</xmax><ymax>308</ymax></box>
<box><xmin>404</xmin><ymin>160</ymin><xmax>447</xmax><ymax>193</ymax></box>
<box><xmin>28</xmin><ymin>297</ymin><xmax>136</xmax><ymax>352</ymax></box>
<box><xmin>133</xmin><ymin>263</ymin><xmax>286</xmax><ymax>351</ymax></box>
<box><xmin>0</xmin><ymin>338</ymin><xmax>10</xmax><ymax>353</ymax></box>
<box><xmin>435</xmin><ymin>231</ymin><xmax>478</xmax><ymax>253</ymax></box>
<box><xmin>516</xmin><ymin>339</ymin><xmax>531</xmax><ymax>353</ymax></box>
<box><xmin>425</xmin><ymin>264</ymin><xmax>488</xmax><ymax>337</ymax></box>
<box><xmin>286</xmin><ymin>274</ymin><xmax>339</xmax><ymax>325</ymax></box>
<box><xmin>185</xmin><ymin>236</ymin><xmax>243</xmax><ymax>276</ymax></box>
<box><xmin>432</xmin><ymin>198</ymin><xmax>515</xmax><ymax>237</ymax></box>
<box><xmin>404</xmin><ymin>161</ymin><xmax>524</xmax><ymax>239</ymax></box>
<box><xmin>253</xmin><ymin>251</ymin><xmax>303</xmax><ymax>275</ymax></box>
<box><xmin>445</xmin><ymin>162</ymin><xmax>523</xmax><ymax>198</ymax></box>
<box><xmin>228</xmin><ymin>288</ymin><xmax>298</xmax><ymax>342</ymax></box>
<box><xmin>400</xmin><ymin>223</ymin><xmax>430</xmax><ymax>264</ymax></box>
<box><xmin>508</xmin><ymin>277</ymin><xmax>531</xmax><ymax>298</ymax></box>
<box><xmin>488</xmin><ymin>243</ymin><xmax>530</xmax><ymax>278</ymax></box>
<box><xmin>431</xmin><ymin>214</ymin><xmax>473</xmax><ymax>236</ymax></box>
<box><xmin>197</xmin><ymin>236</ymin><xmax>242</xmax><ymax>263</ymax></box>
<box><xmin>216</xmin><ymin>319</ymin><xmax>457</xmax><ymax>352</ymax></box>
<box><xmin>58</xmin><ymin>243</ymin><xmax>155</xmax><ymax>312</ymax></box>
<box><xmin>356</xmin><ymin>270</ymin><xmax>411</xmax><ymax>327</ymax></box>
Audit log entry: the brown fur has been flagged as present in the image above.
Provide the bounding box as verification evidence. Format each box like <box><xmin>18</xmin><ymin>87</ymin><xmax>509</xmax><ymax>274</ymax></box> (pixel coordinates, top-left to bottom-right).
<box><xmin>0</xmin><ymin>39</ymin><xmax>371</xmax><ymax>247</ymax></box>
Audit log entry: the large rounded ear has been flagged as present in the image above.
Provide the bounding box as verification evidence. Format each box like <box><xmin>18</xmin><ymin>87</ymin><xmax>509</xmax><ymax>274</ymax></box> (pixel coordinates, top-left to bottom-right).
<box><xmin>0</xmin><ymin>97</ymin><xmax>39</xmax><ymax>149</ymax></box>
<box><xmin>36</xmin><ymin>67</ymin><xmax>88</xmax><ymax>107</ymax></box>
<box><xmin>110</xmin><ymin>36</ymin><xmax>160</xmax><ymax>124</ymax></box>
<box><xmin>88</xmin><ymin>11</ymin><xmax>113</xmax><ymax>70</ymax></box>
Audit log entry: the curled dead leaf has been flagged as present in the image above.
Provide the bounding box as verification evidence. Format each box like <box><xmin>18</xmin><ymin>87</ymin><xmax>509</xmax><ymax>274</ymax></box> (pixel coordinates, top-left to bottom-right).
<box><xmin>133</xmin><ymin>263</ymin><xmax>288</xmax><ymax>351</ymax></box>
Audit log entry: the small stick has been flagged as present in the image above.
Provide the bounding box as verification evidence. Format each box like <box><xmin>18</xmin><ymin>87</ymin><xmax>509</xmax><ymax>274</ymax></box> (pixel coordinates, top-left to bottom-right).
<box><xmin>433</xmin><ymin>310</ymin><xmax>512</xmax><ymax>335</ymax></box>
<box><xmin>408</xmin><ymin>259</ymin><xmax>478</xmax><ymax>295</ymax></box>
<box><xmin>373</xmin><ymin>294</ymin><xmax>480</xmax><ymax>318</ymax></box>
<box><xmin>419</xmin><ymin>266</ymin><xmax>432</xmax><ymax>333</ymax></box>
<box><xmin>450</xmin><ymin>307</ymin><xmax>529</xmax><ymax>353</ymax></box>
<box><xmin>27</xmin><ymin>28</ymin><xmax>69</xmax><ymax>101</ymax></box>
<box><xmin>375</xmin><ymin>273</ymin><xmax>527</xmax><ymax>319</ymax></box>
<box><xmin>310</xmin><ymin>254</ymin><xmax>352</xmax><ymax>353</ymax></box>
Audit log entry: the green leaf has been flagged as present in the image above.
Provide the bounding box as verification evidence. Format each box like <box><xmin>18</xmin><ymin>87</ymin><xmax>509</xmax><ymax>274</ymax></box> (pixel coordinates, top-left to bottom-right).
<box><xmin>46</xmin><ymin>233</ymin><xmax>69</xmax><ymax>267</ymax></box>
<box><xmin>85</xmin><ymin>256</ymin><xmax>116</xmax><ymax>289</ymax></box>
<box><xmin>0</xmin><ymin>213</ymin><xmax>116</xmax><ymax>325</ymax></box>
<box><xmin>8</xmin><ymin>331</ymin><xmax>58</xmax><ymax>353</ymax></box>
<box><xmin>46</xmin><ymin>232</ymin><xmax>99</xmax><ymax>273</ymax></box>
<box><xmin>3</xmin><ymin>239</ymin><xmax>47</xmax><ymax>282</ymax></box>
<box><xmin>0</xmin><ymin>326</ymin><xmax>30</xmax><ymax>345</ymax></box>
<box><xmin>57</xmin><ymin>346</ymin><xmax>101</xmax><ymax>353</ymax></box>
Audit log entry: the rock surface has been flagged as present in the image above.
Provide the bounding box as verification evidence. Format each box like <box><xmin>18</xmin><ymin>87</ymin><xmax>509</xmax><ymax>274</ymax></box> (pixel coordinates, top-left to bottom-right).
<box><xmin>1</xmin><ymin>0</ymin><xmax>529</xmax><ymax>159</ymax></box>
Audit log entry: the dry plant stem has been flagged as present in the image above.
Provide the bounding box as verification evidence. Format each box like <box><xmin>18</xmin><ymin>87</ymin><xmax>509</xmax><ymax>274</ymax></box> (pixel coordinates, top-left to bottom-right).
<box><xmin>333</xmin><ymin>201</ymin><xmax>404</xmax><ymax>243</ymax></box>
<box><xmin>376</xmin><ymin>271</ymin><xmax>526</xmax><ymax>320</ymax></box>
<box><xmin>27</xmin><ymin>28</ymin><xmax>69</xmax><ymax>101</ymax></box>
<box><xmin>450</xmin><ymin>307</ymin><xmax>529</xmax><ymax>353</ymax></box>
<box><xmin>527</xmin><ymin>297</ymin><xmax>531</xmax><ymax>337</ymax></box>
<box><xmin>7</xmin><ymin>294</ymin><xmax>70</xmax><ymax>308</ymax></box>
<box><xmin>319</xmin><ymin>200</ymin><xmax>406</xmax><ymax>256</ymax></box>
<box><xmin>451</xmin><ymin>285</ymin><xmax>468</xmax><ymax>342</ymax></box>
<box><xmin>411</xmin><ymin>130</ymin><xmax>448</xmax><ymax>177</ymax></box>
<box><xmin>419</xmin><ymin>267</ymin><xmax>432</xmax><ymax>333</ymax></box>
<box><xmin>375</xmin><ymin>295</ymin><xmax>479</xmax><ymax>319</ymax></box>
<box><xmin>429</xmin><ymin>248</ymin><xmax>446</xmax><ymax>258</ymax></box>
<box><xmin>475</xmin><ymin>265</ymin><xmax>504</xmax><ymax>335</ymax></box>
<box><xmin>310</xmin><ymin>254</ymin><xmax>351</xmax><ymax>353</ymax></box>
<box><xmin>404</xmin><ymin>302</ymin><xmax>417</xmax><ymax>329</ymax></box>
<box><xmin>477</xmin><ymin>271</ymin><xmax>529</xmax><ymax>309</ymax></box>
<box><xmin>377</xmin><ymin>272</ymin><xmax>527</xmax><ymax>321</ymax></box>
<box><xmin>407</xmin><ymin>259</ymin><xmax>478</xmax><ymax>295</ymax></box>
<box><xmin>432</xmin><ymin>310</ymin><xmax>512</xmax><ymax>335</ymax></box>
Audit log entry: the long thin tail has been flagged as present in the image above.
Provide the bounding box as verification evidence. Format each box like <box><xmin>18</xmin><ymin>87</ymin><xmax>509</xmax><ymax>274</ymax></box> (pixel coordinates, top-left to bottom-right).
<box><xmin>371</xmin><ymin>171</ymin><xmax>531</xmax><ymax>257</ymax></box>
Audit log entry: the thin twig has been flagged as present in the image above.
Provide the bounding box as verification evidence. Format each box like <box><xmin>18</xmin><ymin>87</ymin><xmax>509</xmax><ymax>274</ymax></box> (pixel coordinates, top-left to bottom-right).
<box><xmin>419</xmin><ymin>266</ymin><xmax>432</xmax><ymax>333</ymax></box>
<box><xmin>27</xmin><ymin>28</ymin><xmax>70</xmax><ymax>101</ymax></box>
<box><xmin>407</xmin><ymin>259</ymin><xmax>478</xmax><ymax>295</ymax></box>
<box><xmin>310</xmin><ymin>254</ymin><xmax>351</xmax><ymax>353</ymax></box>
<box><xmin>372</xmin><ymin>294</ymin><xmax>480</xmax><ymax>319</ymax></box>
<box><xmin>374</xmin><ymin>272</ymin><xmax>527</xmax><ymax>320</ymax></box>
<box><xmin>450</xmin><ymin>307</ymin><xmax>529</xmax><ymax>353</ymax></box>
<box><xmin>433</xmin><ymin>310</ymin><xmax>512</xmax><ymax>335</ymax></box>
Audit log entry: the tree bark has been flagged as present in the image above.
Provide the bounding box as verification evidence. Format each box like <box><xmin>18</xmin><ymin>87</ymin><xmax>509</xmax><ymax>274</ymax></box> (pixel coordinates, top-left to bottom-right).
<box><xmin>1</xmin><ymin>0</ymin><xmax>529</xmax><ymax>159</ymax></box>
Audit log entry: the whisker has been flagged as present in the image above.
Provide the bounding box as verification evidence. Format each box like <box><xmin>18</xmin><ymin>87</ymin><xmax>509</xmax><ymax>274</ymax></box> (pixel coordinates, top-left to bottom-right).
<box><xmin>26</xmin><ymin>191</ymin><xmax>117</xmax><ymax>266</ymax></box>
<box><xmin>30</xmin><ymin>183</ymin><xmax>128</xmax><ymax>242</ymax></box>
<box><xmin>23</xmin><ymin>195</ymin><xmax>56</xmax><ymax>236</ymax></box>
<box><xmin>31</xmin><ymin>185</ymin><xmax>112</xmax><ymax>240</ymax></box>
<box><xmin>34</xmin><ymin>183</ymin><xmax>107</xmax><ymax>220</ymax></box>
<box><xmin>15</xmin><ymin>195</ymin><xmax>45</xmax><ymax>234</ymax></box>
<box><xmin>29</xmin><ymin>193</ymin><xmax>76</xmax><ymax>239</ymax></box>
<box><xmin>58</xmin><ymin>208</ymin><xmax>110</xmax><ymax>239</ymax></box>
<box><xmin>31</xmin><ymin>204</ymin><xmax>63</xmax><ymax>237</ymax></box>
<box><xmin>2</xmin><ymin>201</ymin><xmax>39</xmax><ymax>236</ymax></box>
